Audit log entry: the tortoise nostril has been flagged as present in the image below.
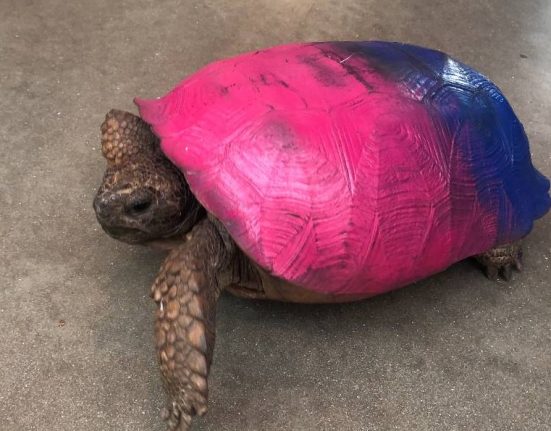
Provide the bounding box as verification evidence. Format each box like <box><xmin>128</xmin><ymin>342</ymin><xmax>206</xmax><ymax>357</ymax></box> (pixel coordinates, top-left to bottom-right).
<box><xmin>93</xmin><ymin>194</ymin><xmax>111</xmax><ymax>217</ymax></box>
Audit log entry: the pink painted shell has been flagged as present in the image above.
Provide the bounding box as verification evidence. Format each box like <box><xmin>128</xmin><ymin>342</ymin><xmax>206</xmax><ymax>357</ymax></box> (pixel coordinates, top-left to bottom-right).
<box><xmin>136</xmin><ymin>42</ymin><xmax>550</xmax><ymax>296</ymax></box>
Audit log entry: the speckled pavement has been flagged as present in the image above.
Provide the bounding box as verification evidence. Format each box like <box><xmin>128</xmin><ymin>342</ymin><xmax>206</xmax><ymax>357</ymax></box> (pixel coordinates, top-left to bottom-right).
<box><xmin>1</xmin><ymin>1</ymin><xmax>550</xmax><ymax>430</ymax></box>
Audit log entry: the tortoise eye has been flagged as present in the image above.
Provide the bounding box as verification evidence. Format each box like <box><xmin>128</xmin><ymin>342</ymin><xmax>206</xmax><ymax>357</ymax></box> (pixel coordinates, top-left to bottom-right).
<box><xmin>126</xmin><ymin>191</ymin><xmax>154</xmax><ymax>215</ymax></box>
<box><xmin>130</xmin><ymin>200</ymin><xmax>152</xmax><ymax>213</ymax></box>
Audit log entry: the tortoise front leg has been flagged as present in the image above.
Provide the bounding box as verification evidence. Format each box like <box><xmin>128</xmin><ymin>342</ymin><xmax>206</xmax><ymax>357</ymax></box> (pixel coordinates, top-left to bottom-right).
<box><xmin>151</xmin><ymin>220</ymin><xmax>231</xmax><ymax>431</ymax></box>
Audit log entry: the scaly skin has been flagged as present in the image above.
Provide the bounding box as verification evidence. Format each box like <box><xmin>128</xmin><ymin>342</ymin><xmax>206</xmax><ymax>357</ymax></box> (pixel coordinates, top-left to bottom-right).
<box><xmin>151</xmin><ymin>219</ymin><xmax>232</xmax><ymax>431</ymax></box>
<box><xmin>475</xmin><ymin>241</ymin><xmax>523</xmax><ymax>281</ymax></box>
<box><xmin>94</xmin><ymin>110</ymin><xmax>203</xmax><ymax>245</ymax></box>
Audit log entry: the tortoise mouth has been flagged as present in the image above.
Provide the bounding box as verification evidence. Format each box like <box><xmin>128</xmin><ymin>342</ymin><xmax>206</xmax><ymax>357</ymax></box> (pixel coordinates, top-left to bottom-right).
<box><xmin>102</xmin><ymin>225</ymin><xmax>152</xmax><ymax>244</ymax></box>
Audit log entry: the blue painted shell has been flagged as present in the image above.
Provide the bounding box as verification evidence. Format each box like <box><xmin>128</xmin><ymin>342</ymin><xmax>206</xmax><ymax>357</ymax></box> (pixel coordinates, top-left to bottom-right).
<box><xmin>340</xmin><ymin>41</ymin><xmax>550</xmax><ymax>242</ymax></box>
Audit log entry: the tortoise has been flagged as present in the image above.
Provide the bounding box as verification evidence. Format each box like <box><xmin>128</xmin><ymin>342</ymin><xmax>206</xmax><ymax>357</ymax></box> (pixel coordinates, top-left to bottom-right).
<box><xmin>93</xmin><ymin>41</ymin><xmax>550</xmax><ymax>430</ymax></box>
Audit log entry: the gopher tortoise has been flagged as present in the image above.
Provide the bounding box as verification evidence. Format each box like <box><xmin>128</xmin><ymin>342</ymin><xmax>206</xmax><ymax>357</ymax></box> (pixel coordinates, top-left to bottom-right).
<box><xmin>93</xmin><ymin>41</ymin><xmax>550</xmax><ymax>430</ymax></box>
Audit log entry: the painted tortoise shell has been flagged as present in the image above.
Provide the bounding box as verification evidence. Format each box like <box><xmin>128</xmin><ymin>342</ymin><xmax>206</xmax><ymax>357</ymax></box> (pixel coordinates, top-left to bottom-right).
<box><xmin>136</xmin><ymin>41</ymin><xmax>550</xmax><ymax>296</ymax></box>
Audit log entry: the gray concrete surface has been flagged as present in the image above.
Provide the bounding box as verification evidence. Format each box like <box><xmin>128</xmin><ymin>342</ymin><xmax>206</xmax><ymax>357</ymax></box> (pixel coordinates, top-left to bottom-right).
<box><xmin>1</xmin><ymin>0</ymin><xmax>550</xmax><ymax>430</ymax></box>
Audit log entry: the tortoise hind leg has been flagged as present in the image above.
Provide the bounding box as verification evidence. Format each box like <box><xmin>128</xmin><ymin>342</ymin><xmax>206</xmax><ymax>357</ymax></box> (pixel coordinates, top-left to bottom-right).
<box><xmin>474</xmin><ymin>241</ymin><xmax>523</xmax><ymax>281</ymax></box>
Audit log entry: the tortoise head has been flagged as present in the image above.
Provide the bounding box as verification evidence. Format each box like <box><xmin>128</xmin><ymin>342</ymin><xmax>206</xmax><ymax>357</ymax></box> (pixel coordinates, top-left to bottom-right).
<box><xmin>93</xmin><ymin>110</ymin><xmax>203</xmax><ymax>245</ymax></box>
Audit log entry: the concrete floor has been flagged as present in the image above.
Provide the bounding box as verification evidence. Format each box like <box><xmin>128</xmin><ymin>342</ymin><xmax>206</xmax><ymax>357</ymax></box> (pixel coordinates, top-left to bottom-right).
<box><xmin>1</xmin><ymin>0</ymin><xmax>550</xmax><ymax>430</ymax></box>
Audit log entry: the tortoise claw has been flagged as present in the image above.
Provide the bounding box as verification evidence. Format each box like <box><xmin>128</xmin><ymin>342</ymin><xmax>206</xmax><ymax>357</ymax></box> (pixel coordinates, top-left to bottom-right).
<box><xmin>166</xmin><ymin>408</ymin><xmax>180</xmax><ymax>430</ymax></box>
<box><xmin>514</xmin><ymin>252</ymin><xmax>523</xmax><ymax>272</ymax></box>
<box><xmin>485</xmin><ymin>265</ymin><xmax>499</xmax><ymax>281</ymax></box>
<box><xmin>475</xmin><ymin>241</ymin><xmax>523</xmax><ymax>282</ymax></box>
<box><xmin>500</xmin><ymin>264</ymin><xmax>513</xmax><ymax>281</ymax></box>
<box><xmin>162</xmin><ymin>404</ymin><xmax>192</xmax><ymax>431</ymax></box>
<box><xmin>160</xmin><ymin>407</ymin><xmax>171</xmax><ymax>421</ymax></box>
